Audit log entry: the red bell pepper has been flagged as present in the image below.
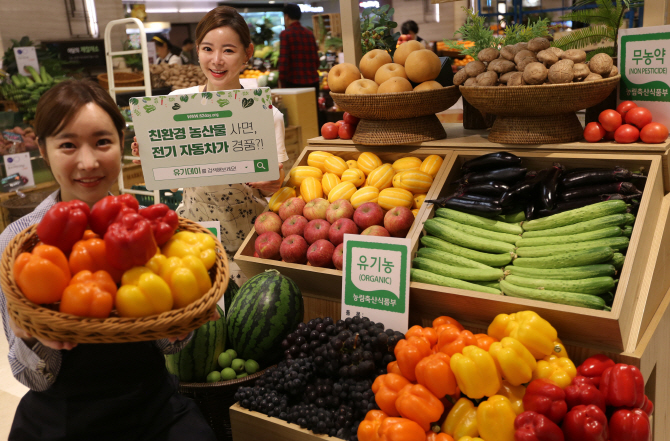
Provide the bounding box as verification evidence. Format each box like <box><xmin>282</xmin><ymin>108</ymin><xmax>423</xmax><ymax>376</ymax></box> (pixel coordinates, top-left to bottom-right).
<box><xmin>599</xmin><ymin>364</ymin><xmax>645</xmax><ymax>408</ymax></box>
<box><xmin>561</xmin><ymin>404</ymin><xmax>608</xmax><ymax>441</ymax></box>
<box><xmin>522</xmin><ymin>379</ymin><xmax>567</xmax><ymax>425</ymax></box>
<box><xmin>576</xmin><ymin>354</ymin><xmax>615</xmax><ymax>388</ymax></box>
<box><xmin>36</xmin><ymin>200</ymin><xmax>90</xmax><ymax>254</ymax></box>
<box><xmin>608</xmin><ymin>408</ymin><xmax>651</xmax><ymax>441</ymax></box>
<box><xmin>564</xmin><ymin>376</ymin><xmax>606</xmax><ymax>413</ymax></box>
<box><xmin>104</xmin><ymin>213</ymin><xmax>157</xmax><ymax>271</ymax></box>
<box><xmin>90</xmin><ymin>194</ymin><xmax>139</xmax><ymax>236</ymax></box>
<box><xmin>514</xmin><ymin>411</ymin><xmax>564</xmax><ymax>441</ymax></box>
<box><xmin>639</xmin><ymin>395</ymin><xmax>654</xmax><ymax>416</ymax></box>
<box><xmin>139</xmin><ymin>203</ymin><xmax>179</xmax><ymax>245</ymax></box>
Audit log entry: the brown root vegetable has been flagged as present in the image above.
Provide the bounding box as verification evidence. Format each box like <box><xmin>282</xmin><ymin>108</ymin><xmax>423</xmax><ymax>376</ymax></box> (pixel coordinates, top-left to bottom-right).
<box><xmin>547</xmin><ymin>47</ymin><xmax>564</xmax><ymax>58</ymax></box>
<box><xmin>608</xmin><ymin>66</ymin><xmax>619</xmax><ymax>77</ymax></box>
<box><xmin>515</xmin><ymin>42</ymin><xmax>529</xmax><ymax>51</ymax></box>
<box><xmin>561</xmin><ymin>49</ymin><xmax>587</xmax><ymax>63</ymax></box>
<box><xmin>537</xmin><ymin>49</ymin><xmax>559</xmax><ymax>66</ymax></box>
<box><xmin>476</xmin><ymin>71</ymin><xmax>499</xmax><ymax>86</ymax></box>
<box><xmin>499</xmin><ymin>71</ymin><xmax>516</xmax><ymax>84</ymax></box>
<box><xmin>523</xmin><ymin>62</ymin><xmax>549</xmax><ymax>85</ymax></box>
<box><xmin>517</xmin><ymin>57</ymin><xmax>538</xmax><ymax>72</ymax></box>
<box><xmin>488</xmin><ymin>59</ymin><xmax>516</xmax><ymax>74</ymax></box>
<box><xmin>528</xmin><ymin>37</ymin><xmax>551</xmax><ymax>52</ymax></box>
<box><xmin>572</xmin><ymin>63</ymin><xmax>591</xmax><ymax>80</ymax></box>
<box><xmin>478</xmin><ymin>48</ymin><xmax>500</xmax><ymax>62</ymax></box>
<box><xmin>500</xmin><ymin>45</ymin><xmax>519</xmax><ymax>61</ymax></box>
<box><xmin>463</xmin><ymin>77</ymin><xmax>479</xmax><ymax>87</ymax></box>
<box><xmin>507</xmin><ymin>72</ymin><xmax>526</xmax><ymax>86</ymax></box>
<box><xmin>465</xmin><ymin>60</ymin><xmax>487</xmax><ymax>77</ymax></box>
<box><xmin>584</xmin><ymin>72</ymin><xmax>603</xmax><ymax>82</ymax></box>
<box><xmin>548</xmin><ymin>59</ymin><xmax>575</xmax><ymax>84</ymax></box>
<box><xmin>514</xmin><ymin>50</ymin><xmax>537</xmax><ymax>65</ymax></box>
<box><xmin>589</xmin><ymin>53</ymin><xmax>614</xmax><ymax>75</ymax></box>
<box><xmin>454</xmin><ymin>68</ymin><xmax>470</xmax><ymax>85</ymax></box>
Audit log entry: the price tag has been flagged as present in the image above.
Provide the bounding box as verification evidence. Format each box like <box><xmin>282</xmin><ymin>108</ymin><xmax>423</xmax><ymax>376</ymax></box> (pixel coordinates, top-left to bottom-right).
<box><xmin>13</xmin><ymin>47</ymin><xmax>39</xmax><ymax>77</ymax></box>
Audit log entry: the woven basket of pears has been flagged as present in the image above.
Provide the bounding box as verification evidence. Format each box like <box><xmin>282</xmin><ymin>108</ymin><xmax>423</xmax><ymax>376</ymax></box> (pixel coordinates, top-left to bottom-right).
<box><xmin>0</xmin><ymin>218</ymin><xmax>229</xmax><ymax>344</ymax></box>
<box><xmin>330</xmin><ymin>86</ymin><xmax>461</xmax><ymax>145</ymax></box>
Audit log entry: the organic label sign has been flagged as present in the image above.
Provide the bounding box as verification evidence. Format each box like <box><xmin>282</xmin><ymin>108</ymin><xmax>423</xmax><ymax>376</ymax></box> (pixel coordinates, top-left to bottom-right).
<box><xmin>342</xmin><ymin>235</ymin><xmax>410</xmax><ymax>333</ymax></box>
<box><xmin>130</xmin><ymin>89</ymin><xmax>279</xmax><ymax>190</ymax></box>
<box><xmin>13</xmin><ymin>47</ymin><xmax>39</xmax><ymax>78</ymax></box>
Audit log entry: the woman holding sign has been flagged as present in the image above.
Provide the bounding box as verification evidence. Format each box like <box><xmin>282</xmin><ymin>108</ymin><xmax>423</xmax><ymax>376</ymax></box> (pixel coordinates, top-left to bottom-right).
<box><xmin>133</xmin><ymin>6</ymin><xmax>288</xmax><ymax>284</ymax></box>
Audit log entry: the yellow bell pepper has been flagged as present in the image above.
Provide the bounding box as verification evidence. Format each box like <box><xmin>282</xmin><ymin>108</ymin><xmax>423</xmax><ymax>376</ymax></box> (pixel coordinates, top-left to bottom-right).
<box><xmin>451</xmin><ymin>346</ymin><xmax>501</xmax><ymax>399</ymax></box>
<box><xmin>487</xmin><ymin>311</ymin><xmax>557</xmax><ymax>360</ymax></box>
<box><xmin>161</xmin><ymin>231</ymin><xmax>216</xmax><ymax>270</ymax></box>
<box><xmin>116</xmin><ymin>267</ymin><xmax>173</xmax><ymax>317</ymax></box>
<box><xmin>476</xmin><ymin>395</ymin><xmax>516</xmax><ymax>441</ymax></box>
<box><xmin>488</xmin><ymin>337</ymin><xmax>537</xmax><ymax>386</ymax></box>
<box><xmin>532</xmin><ymin>354</ymin><xmax>577</xmax><ymax>389</ymax></box>
<box><xmin>552</xmin><ymin>338</ymin><xmax>569</xmax><ymax>358</ymax></box>
<box><xmin>442</xmin><ymin>398</ymin><xmax>479</xmax><ymax>440</ymax></box>
<box><xmin>496</xmin><ymin>381</ymin><xmax>525</xmax><ymax>415</ymax></box>
<box><xmin>146</xmin><ymin>254</ymin><xmax>212</xmax><ymax>309</ymax></box>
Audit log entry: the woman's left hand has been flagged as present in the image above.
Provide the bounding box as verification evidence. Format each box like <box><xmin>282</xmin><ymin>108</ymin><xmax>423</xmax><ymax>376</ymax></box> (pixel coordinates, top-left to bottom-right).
<box><xmin>247</xmin><ymin>163</ymin><xmax>285</xmax><ymax>195</ymax></box>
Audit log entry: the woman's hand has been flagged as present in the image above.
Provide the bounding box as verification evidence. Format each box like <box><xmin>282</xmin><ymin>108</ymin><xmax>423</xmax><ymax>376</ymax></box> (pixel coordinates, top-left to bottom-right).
<box><xmin>9</xmin><ymin>316</ymin><xmax>77</xmax><ymax>350</ymax></box>
<box><xmin>247</xmin><ymin>163</ymin><xmax>285</xmax><ymax>196</ymax></box>
<box><xmin>131</xmin><ymin>136</ymin><xmax>142</xmax><ymax>165</ymax></box>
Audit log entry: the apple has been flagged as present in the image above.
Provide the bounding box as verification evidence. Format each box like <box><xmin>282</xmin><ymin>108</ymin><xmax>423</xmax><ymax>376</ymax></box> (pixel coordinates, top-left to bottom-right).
<box><xmin>254</xmin><ymin>231</ymin><xmax>282</xmax><ymax>259</ymax></box>
<box><xmin>278</xmin><ymin>197</ymin><xmax>306</xmax><ymax>221</ymax></box>
<box><xmin>343</xmin><ymin>112</ymin><xmax>360</xmax><ymax>125</ymax></box>
<box><xmin>329</xmin><ymin>218</ymin><xmax>359</xmax><ymax>246</ymax></box>
<box><xmin>280</xmin><ymin>234</ymin><xmax>309</xmax><ymax>264</ymax></box>
<box><xmin>304</xmin><ymin>219</ymin><xmax>331</xmax><ymax>244</ymax></box>
<box><xmin>338</xmin><ymin>123</ymin><xmax>356</xmax><ymax>140</ymax></box>
<box><xmin>361</xmin><ymin>225</ymin><xmax>391</xmax><ymax>237</ymax></box>
<box><xmin>253</xmin><ymin>251</ymin><xmax>259</xmax><ymax>258</ymax></box>
<box><xmin>303</xmin><ymin>198</ymin><xmax>330</xmax><ymax>221</ymax></box>
<box><xmin>307</xmin><ymin>239</ymin><xmax>335</xmax><ymax>268</ymax></box>
<box><xmin>281</xmin><ymin>214</ymin><xmax>309</xmax><ymax>237</ymax></box>
<box><xmin>326</xmin><ymin>199</ymin><xmax>355</xmax><ymax>224</ymax></box>
<box><xmin>332</xmin><ymin>243</ymin><xmax>344</xmax><ymax>270</ymax></box>
<box><xmin>353</xmin><ymin>202</ymin><xmax>385</xmax><ymax>230</ymax></box>
<box><xmin>254</xmin><ymin>211</ymin><xmax>282</xmax><ymax>235</ymax></box>
<box><xmin>384</xmin><ymin>206</ymin><xmax>415</xmax><ymax>237</ymax></box>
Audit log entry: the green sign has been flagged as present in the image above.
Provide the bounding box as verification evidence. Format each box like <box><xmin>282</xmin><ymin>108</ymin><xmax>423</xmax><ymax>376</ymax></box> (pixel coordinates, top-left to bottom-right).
<box><xmin>620</xmin><ymin>30</ymin><xmax>670</xmax><ymax>102</ymax></box>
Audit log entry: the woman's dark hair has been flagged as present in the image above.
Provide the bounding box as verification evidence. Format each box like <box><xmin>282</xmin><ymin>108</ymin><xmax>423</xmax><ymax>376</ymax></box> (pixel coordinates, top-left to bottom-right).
<box><xmin>401</xmin><ymin>20</ymin><xmax>419</xmax><ymax>35</ymax></box>
<box><xmin>35</xmin><ymin>80</ymin><xmax>125</xmax><ymax>155</ymax></box>
<box><xmin>195</xmin><ymin>6</ymin><xmax>251</xmax><ymax>49</ymax></box>
<box><xmin>183</xmin><ymin>38</ymin><xmax>194</xmax><ymax>46</ymax></box>
<box><xmin>283</xmin><ymin>4</ymin><xmax>301</xmax><ymax>20</ymax></box>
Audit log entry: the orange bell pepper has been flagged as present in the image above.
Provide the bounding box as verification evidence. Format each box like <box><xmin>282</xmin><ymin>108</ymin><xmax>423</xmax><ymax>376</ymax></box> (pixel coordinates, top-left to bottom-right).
<box><xmin>406</xmin><ymin>325</ymin><xmax>438</xmax><ymax>348</ymax></box>
<box><xmin>60</xmin><ymin>270</ymin><xmax>116</xmax><ymax>318</ymax></box>
<box><xmin>378</xmin><ymin>417</ymin><xmax>426</xmax><ymax>441</ymax></box>
<box><xmin>396</xmin><ymin>384</ymin><xmax>445</xmax><ymax>431</ymax></box>
<box><xmin>433</xmin><ymin>316</ymin><xmax>464</xmax><ymax>331</ymax></box>
<box><xmin>436</xmin><ymin>325</ymin><xmax>478</xmax><ymax>356</ymax></box>
<box><xmin>372</xmin><ymin>373</ymin><xmax>412</xmax><ymax>417</ymax></box>
<box><xmin>68</xmin><ymin>232</ymin><xmax>124</xmax><ymax>283</ymax></box>
<box><xmin>426</xmin><ymin>432</ymin><xmax>454</xmax><ymax>441</ymax></box>
<box><xmin>395</xmin><ymin>336</ymin><xmax>432</xmax><ymax>382</ymax></box>
<box><xmin>14</xmin><ymin>244</ymin><xmax>71</xmax><ymax>304</ymax></box>
<box><xmin>358</xmin><ymin>410</ymin><xmax>388</xmax><ymax>441</ymax></box>
<box><xmin>388</xmin><ymin>361</ymin><xmax>402</xmax><ymax>376</ymax></box>
<box><xmin>475</xmin><ymin>333</ymin><xmax>498</xmax><ymax>351</ymax></box>
<box><xmin>415</xmin><ymin>352</ymin><xmax>458</xmax><ymax>399</ymax></box>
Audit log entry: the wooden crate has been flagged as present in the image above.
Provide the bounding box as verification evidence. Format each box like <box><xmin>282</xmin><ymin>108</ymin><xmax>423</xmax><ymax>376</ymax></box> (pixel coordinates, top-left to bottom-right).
<box><xmin>233</xmin><ymin>146</ymin><xmax>454</xmax><ymax>299</ymax></box>
<box><xmin>312</xmin><ymin>13</ymin><xmax>342</xmax><ymax>40</ymax></box>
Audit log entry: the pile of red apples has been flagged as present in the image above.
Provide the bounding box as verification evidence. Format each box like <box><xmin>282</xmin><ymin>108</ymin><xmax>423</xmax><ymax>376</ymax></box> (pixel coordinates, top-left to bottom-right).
<box><xmin>253</xmin><ymin>197</ymin><xmax>415</xmax><ymax>270</ymax></box>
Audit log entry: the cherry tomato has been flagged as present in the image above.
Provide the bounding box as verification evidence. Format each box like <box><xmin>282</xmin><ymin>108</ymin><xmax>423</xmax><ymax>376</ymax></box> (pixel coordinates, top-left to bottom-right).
<box><xmin>321</xmin><ymin>122</ymin><xmax>339</xmax><ymax>139</ymax></box>
<box><xmin>343</xmin><ymin>112</ymin><xmax>360</xmax><ymax>125</ymax></box>
<box><xmin>598</xmin><ymin>109</ymin><xmax>623</xmax><ymax>132</ymax></box>
<box><xmin>338</xmin><ymin>123</ymin><xmax>356</xmax><ymax>140</ymax></box>
<box><xmin>625</xmin><ymin>107</ymin><xmax>653</xmax><ymax>129</ymax></box>
<box><xmin>614</xmin><ymin>124</ymin><xmax>640</xmax><ymax>144</ymax></box>
<box><xmin>640</xmin><ymin>122</ymin><xmax>669</xmax><ymax>143</ymax></box>
<box><xmin>584</xmin><ymin>122</ymin><xmax>606</xmax><ymax>142</ymax></box>
<box><xmin>604</xmin><ymin>131</ymin><xmax>616</xmax><ymax>141</ymax></box>
<box><xmin>616</xmin><ymin>101</ymin><xmax>637</xmax><ymax>118</ymax></box>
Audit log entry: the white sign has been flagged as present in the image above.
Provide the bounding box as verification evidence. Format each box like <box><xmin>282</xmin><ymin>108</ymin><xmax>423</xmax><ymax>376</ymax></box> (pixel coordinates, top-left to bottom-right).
<box><xmin>3</xmin><ymin>152</ymin><xmax>34</xmax><ymax>192</ymax></box>
<box><xmin>130</xmin><ymin>89</ymin><xmax>279</xmax><ymax>190</ymax></box>
<box><xmin>198</xmin><ymin>221</ymin><xmax>221</xmax><ymax>241</ymax></box>
<box><xmin>13</xmin><ymin>47</ymin><xmax>40</xmax><ymax>78</ymax></box>
<box><xmin>342</xmin><ymin>234</ymin><xmax>410</xmax><ymax>333</ymax></box>
<box><xmin>147</xmin><ymin>41</ymin><xmax>157</xmax><ymax>65</ymax></box>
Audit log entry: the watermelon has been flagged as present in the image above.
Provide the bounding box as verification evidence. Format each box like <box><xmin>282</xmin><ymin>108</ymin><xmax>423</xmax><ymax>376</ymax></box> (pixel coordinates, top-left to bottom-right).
<box><xmin>227</xmin><ymin>270</ymin><xmax>303</xmax><ymax>366</ymax></box>
<box><xmin>165</xmin><ymin>304</ymin><xmax>226</xmax><ymax>383</ymax></box>
<box><xmin>223</xmin><ymin>277</ymin><xmax>240</xmax><ymax>317</ymax></box>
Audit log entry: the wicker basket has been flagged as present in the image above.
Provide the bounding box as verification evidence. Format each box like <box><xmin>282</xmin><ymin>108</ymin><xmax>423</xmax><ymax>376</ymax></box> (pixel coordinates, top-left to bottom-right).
<box><xmin>179</xmin><ymin>366</ymin><xmax>274</xmax><ymax>441</ymax></box>
<box><xmin>330</xmin><ymin>86</ymin><xmax>461</xmax><ymax>145</ymax></box>
<box><xmin>1</xmin><ymin>191</ymin><xmax>54</xmax><ymax>223</ymax></box>
<box><xmin>0</xmin><ymin>218</ymin><xmax>229</xmax><ymax>344</ymax></box>
<box><xmin>459</xmin><ymin>75</ymin><xmax>620</xmax><ymax>144</ymax></box>
<box><xmin>97</xmin><ymin>72</ymin><xmax>144</xmax><ymax>90</ymax></box>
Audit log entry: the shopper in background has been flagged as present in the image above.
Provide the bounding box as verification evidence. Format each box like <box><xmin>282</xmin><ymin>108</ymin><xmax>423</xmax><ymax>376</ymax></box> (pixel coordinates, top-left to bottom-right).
<box><xmin>132</xmin><ymin>6</ymin><xmax>288</xmax><ymax>284</ymax></box>
<box><xmin>181</xmin><ymin>38</ymin><xmax>196</xmax><ymax>64</ymax></box>
<box><xmin>278</xmin><ymin>3</ymin><xmax>320</xmax><ymax>99</ymax></box>
<box><xmin>153</xmin><ymin>34</ymin><xmax>184</xmax><ymax>65</ymax></box>
<box><xmin>401</xmin><ymin>20</ymin><xmax>428</xmax><ymax>48</ymax></box>
<box><xmin>0</xmin><ymin>79</ymin><xmax>216</xmax><ymax>441</ymax></box>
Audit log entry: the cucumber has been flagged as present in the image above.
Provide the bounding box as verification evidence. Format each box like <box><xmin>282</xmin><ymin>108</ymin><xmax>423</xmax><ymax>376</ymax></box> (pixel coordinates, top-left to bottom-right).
<box><xmin>504</xmin><ymin>275</ymin><xmax>616</xmax><ymax>295</ymax></box>
<box><xmin>512</xmin><ymin>247</ymin><xmax>614</xmax><ymax>269</ymax></box>
<box><xmin>516</xmin><ymin>226</ymin><xmax>622</xmax><ymax>247</ymax></box>
<box><xmin>521</xmin><ymin>214</ymin><xmax>632</xmax><ymax>239</ymax></box>
<box><xmin>411</xmin><ymin>269</ymin><xmax>502</xmax><ymax>295</ymax></box>
<box><xmin>421</xmin><ymin>236</ymin><xmax>514</xmax><ymax>267</ymax></box>
<box><xmin>624</xmin><ymin>214</ymin><xmax>636</xmax><ymax>226</ymax></box>
<box><xmin>499</xmin><ymin>211</ymin><xmax>526</xmax><ymax>223</ymax></box>
<box><xmin>516</xmin><ymin>237</ymin><xmax>629</xmax><ymax>258</ymax></box>
<box><xmin>474</xmin><ymin>281</ymin><xmax>501</xmax><ymax>289</ymax></box>
<box><xmin>424</xmin><ymin>219</ymin><xmax>516</xmax><ymax>254</ymax></box>
<box><xmin>435</xmin><ymin>208</ymin><xmax>523</xmax><ymax>235</ymax></box>
<box><xmin>432</xmin><ymin>217</ymin><xmax>521</xmax><ymax>244</ymax></box>
<box><xmin>521</xmin><ymin>200</ymin><xmax>628</xmax><ymax>231</ymax></box>
<box><xmin>500</xmin><ymin>280</ymin><xmax>606</xmax><ymax>310</ymax></box>
<box><xmin>505</xmin><ymin>264</ymin><xmax>616</xmax><ymax>280</ymax></box>
<box><xmin>416</xmin><ymin>247</ymin><xmax>493</xmax><ymax>270</ymax></box>
<box><xmin>413</xmin><ymin>257</ymin><xmax>504</xmax><ymax>281</ymax></box>
<box><xmin>606</xmin><ymin>252</ymin><xmax>625</xmax><ymax>270</ymax></box>
<box><xmin>622</xmin><ymin>226</ymin><xmax>633</xmax><ymax>237</ymax></box>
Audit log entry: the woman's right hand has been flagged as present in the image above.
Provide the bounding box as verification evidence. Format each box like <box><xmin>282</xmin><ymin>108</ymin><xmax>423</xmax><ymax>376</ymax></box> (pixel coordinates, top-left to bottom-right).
<box><xmin>9</xmin><ymin>316</ymin><xmax>78</xmax><ymax>351</ymax></box>
<box><xmin>131</xmin><ymin>136</ymin><xmax>142</xmax><ymax>165</ymax></box>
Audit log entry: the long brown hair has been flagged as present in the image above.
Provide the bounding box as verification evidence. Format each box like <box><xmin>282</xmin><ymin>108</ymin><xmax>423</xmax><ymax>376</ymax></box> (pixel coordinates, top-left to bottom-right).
<box><xmin>195</xmin><ymin>6</ymin><xmax>251</xmax><ymax>49</ymax></box>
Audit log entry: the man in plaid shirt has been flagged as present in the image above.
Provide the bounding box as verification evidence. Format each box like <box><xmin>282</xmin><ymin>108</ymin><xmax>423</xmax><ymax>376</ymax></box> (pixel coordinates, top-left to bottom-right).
<box><xmin>279</xmin><ymin>4</ymin><xmax>320</xmax><ymax>99</ymax></box>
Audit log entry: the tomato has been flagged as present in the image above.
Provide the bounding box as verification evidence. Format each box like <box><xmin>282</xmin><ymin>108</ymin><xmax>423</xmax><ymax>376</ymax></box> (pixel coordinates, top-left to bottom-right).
<box><xmin>616</xmin><ymin>101</ymin><xmax>637</xmax><ymax>118</ymax></box>
<box><xmin>321</xmin><ymin>122</ymin><xmax>339</xmax><ymax>139</ymax></box>
<box><xmin>640</xmin><ymin>122</ymin><xmax>669</xmax><ymax>143</ymax></box>
<box><xmin>335</xmin><ymin>120</ymin><xmax>345</xmax><ymax>129</ymax></box>
<box><xmin>614</xmin><ymin>124</ymin><xmax>640</xmax><ymax>144</ymax></box>
<box><xmin>604</xmin><ymin>131</ymin><xmax>616</xmax><ymax>141</ymax></box>
<box><xmin>584</xmin><ymin>122</ymin><xmax>606</xmax><ymax>142</ymax></box>
<box><xmin>598</xmin><ymin>109</ymin><xmax>623</xmax><ymax>132</ymax></box>
<box><xmin>625</xmin><ymin>107</ymin><xmax>653</xmax><ymax>129</ymax></box>
<box><xmin>343</xmin><ymin>112</ymin><xmax>360</xmax><ymax>125</ymax></box>
<box><xmin>338</xmin><ymin>123</ymin><xmax>356</xmax><ymax>140</ymax></box>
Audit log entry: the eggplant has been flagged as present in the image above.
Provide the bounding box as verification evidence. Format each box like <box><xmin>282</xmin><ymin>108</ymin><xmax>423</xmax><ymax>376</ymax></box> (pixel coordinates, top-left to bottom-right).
<box><xmin>499</xmin><ymin>169</ymin><xmax>549</xmax><ymax>207</ymax></box>
<box><xmin>525</xmin><ymin>202</ymin><xmax>536</xmax><ymax>221</ymax></box>
<box><xmin>427</xmin><ymin>196</ymin><xmax>502</xmax><ymax>217</ymax></box>
<box><xmin>459</xmin><ymin>167</ymin><xmax>528</xmax><ymax>185</ymax></box>
<box><xmin>535</xmin><ymin>194</ymin><xmax>639</xmax><ymax>217</ymax></box>
<box><xmin>461</xmin><ymin>152</ymin><xmax>522</xmax><ymax>173</ymax></box>
<box><xmin>457</xmin><ymin>181</ymin><xmax>509</xmax><ymax>197</ymax></box>
<box><xmin>540</xmin><ymin>163</ymin><xmax>564</xmax><ymax>210</ymax></box>
<box><xmin>561</xmin><ymin>167</ymin><xmax>632</xmax><ymax>189</ymax></box>
<box><xmin>559</xmin><ymin>181</ymin><xmax>642</xmax><ymax>202</ymax></box>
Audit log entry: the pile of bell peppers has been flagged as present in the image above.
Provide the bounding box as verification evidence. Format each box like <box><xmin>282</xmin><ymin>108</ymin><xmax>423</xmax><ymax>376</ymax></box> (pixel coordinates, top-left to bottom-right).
<box><xmin>15</xmin><ymin>195</ymin><xmax>216</xmax><ymax>319</ymax></box>
<box><xmin>359</xmin><ymin>311</ymin><xmax>654</xmax><ymax>441</ymax></box>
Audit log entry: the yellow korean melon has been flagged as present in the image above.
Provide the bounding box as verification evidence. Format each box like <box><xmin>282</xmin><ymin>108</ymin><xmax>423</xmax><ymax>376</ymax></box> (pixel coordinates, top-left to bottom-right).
<box><xmin>392</xmin><ymin>170</ymin><xmax>433</xmax><ymax>194</ymax></box>
<box><xmin>350</xmin><ymin>186</ymin><xmax>380</xmax><ymax>209</ymax></box>
<box><xmin>419</xmin><ymin>154</ymin><xmax>443</xmax><ymax>178</ymax></box>
<box><xmin>412</xmin><ymin>208</ymin><xmax>420</xmax><ymax>217</ymax></box>
<box><xmin>321</xmin><ymin>173</ymin><xmax>341</xmax><ymax>197</ymax></box>
<box><xmin>392</xmin><ymin>157</ymin><xmax>422</xmax><ymax>174</ymax></box>
<box><xmin>341</xmin><ymin>168</ymin><xmax>366</xmax><ymax>187</ymax></box>
<box><xmin>378</xmin><ymin>187</ymin><xmax>413</xmax><ymax>210</ymax></box>
<box><xmin>300</xmin><ymin>177</ymin><xmax>323</xmax><ymax>203</ymax></box>
<box><xmin>357</xmin><ymin>152</ymin><xmax>383</xmax><ymax>176</ymax></box>
<box><xmin>269</xmin><ymin>186</ymin><xmax>297</xmax><ymax>212</ymax></box>
<box><xmin>307</xmin><ymin>151</ymin><xmax>334</xmax><ymax>172</ymax></box>
<box><xmin>288</xmin><ymin>166</ymin><xmax>323</xmax><ymax>187</ymax></box>
<box><xmin>323</xmin><ymin>156</ymin><xmax>348</xmax><ymax>177</ymax></box>
<box><xmin>413</xmin><ymin>193</ymin><xmax>427</xmax><ymax>209</ymax></box>
<box><xmin>328</xmin><ymin>181</ymin><xmax>357</xmax><ymax>203</ymax></box>
<box><xmin>367</xmin><ymin>163</ymin><xmax>394</xmax><ymax>190</ymax></box>
<box><xmin>346</xmin><ymin>160</ymin><xmax>359</xmax><ymax>169</ymax></box>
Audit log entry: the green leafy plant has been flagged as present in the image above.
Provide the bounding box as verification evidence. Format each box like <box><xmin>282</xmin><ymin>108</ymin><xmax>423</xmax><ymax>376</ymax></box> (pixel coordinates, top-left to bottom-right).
<box><xmin>250</xmin><ymin>19</ymin><xmax>275</xmax><ymax>47</ymax></box>
<box><xmin>360</xmin><ymin>5</ymin><xmax>399</xmax><ymax>56</ymax></box>
<box><xmin>2</xmin><ymin>36</ymin><xmax>77</xmax><ymax>77</ymax></box>
<box><xmin>117</xmin><ymin>39</ymin><xmax>143</xmax><ymax>71</ymax></box>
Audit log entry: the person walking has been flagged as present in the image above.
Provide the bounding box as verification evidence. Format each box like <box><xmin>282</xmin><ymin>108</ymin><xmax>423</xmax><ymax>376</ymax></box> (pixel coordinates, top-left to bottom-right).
<box><xmin>278</xmin><ymin>4</ymin><xmax>320</xmax><ymax>95</ymax></box>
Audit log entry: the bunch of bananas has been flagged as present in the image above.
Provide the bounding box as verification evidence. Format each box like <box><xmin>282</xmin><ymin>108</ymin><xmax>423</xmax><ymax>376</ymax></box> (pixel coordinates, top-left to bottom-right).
<box><xmin>1</xmin><ymin>66</ymin><xmax>67</xmax><ymax>122</ymax></box>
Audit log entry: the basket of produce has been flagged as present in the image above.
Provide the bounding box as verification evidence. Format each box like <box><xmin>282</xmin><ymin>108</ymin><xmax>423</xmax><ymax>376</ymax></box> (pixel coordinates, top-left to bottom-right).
<box><xmin>149</xmin><ymin>64</ymin><xmax>206</xmax><ymax>91</ymax></box>
<box><xmin>97</xmin><ymin>72</ymin><xmax>144</xmax><ymax>90</ymax></box>
<box><xmin>0</xmin><ymin>194</ymin><xmax>228</xmax><ymax>344</ymax></box>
